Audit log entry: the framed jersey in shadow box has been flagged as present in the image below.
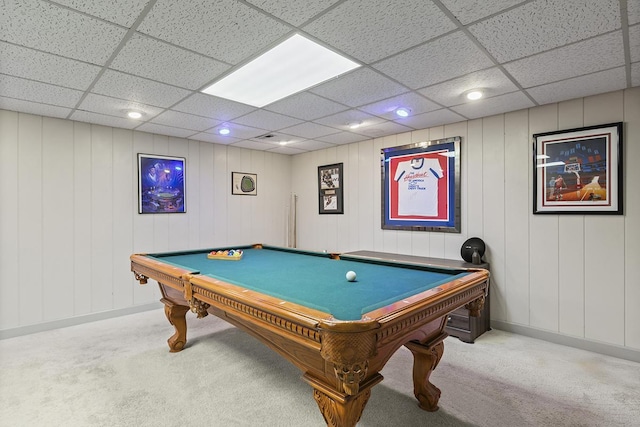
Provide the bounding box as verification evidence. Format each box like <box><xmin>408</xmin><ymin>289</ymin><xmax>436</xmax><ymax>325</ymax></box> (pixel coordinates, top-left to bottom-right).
<box><xmin>381</xmin><ymin>137</ymin><xmax>461</xmax><ymax>233</ymax></box>
<box><xmin>318</xmin><ymin>163</ymin><xmax>343</xmax><ymax>214</ymax></box>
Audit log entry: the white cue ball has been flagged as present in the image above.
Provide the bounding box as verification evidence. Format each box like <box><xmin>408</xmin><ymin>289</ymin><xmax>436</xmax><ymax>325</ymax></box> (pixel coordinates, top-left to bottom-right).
<box><xmin>346</xmin><ymin>271</ymin><xmax>356</xmax><ymax>282</ymax></box>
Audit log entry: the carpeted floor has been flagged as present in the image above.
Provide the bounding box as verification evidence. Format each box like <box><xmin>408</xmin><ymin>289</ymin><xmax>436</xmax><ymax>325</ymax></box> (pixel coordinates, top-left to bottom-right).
<box><xmin>1</xmin><ymin>309</ymin><xmax>638</xmax><ymax>426</ymax></box>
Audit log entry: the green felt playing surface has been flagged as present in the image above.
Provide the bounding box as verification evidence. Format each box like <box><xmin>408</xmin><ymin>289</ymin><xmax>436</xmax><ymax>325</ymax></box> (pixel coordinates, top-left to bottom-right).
<box><xmin>149</xmin><ymin>246</ymin><xmax>469</xmax><ymax>320</ymax></box>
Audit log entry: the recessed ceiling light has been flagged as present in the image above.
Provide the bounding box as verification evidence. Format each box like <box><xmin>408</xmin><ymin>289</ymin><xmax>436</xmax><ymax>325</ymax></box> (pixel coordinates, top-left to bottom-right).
<box><xmin>466</xmin><ymin>90</ymin><xmax>484</xmax><ymax>101</ymax></box>
<box><xmin>127</xmin><ymin>111</ymin><xmax>142</xmax><ymax>119</ymax></box>
<box><xmin>201</xmin><ymin>34</ymin><xmax>360</xmax><ymax>108</ymax></box>
<box><xmin>395</xmin><ymin>108</ymin><xmax>411</xmax><ymax>117</ymax></box>
<box><xmin>279</xmin><ymin>141</ymin><xmax>288</xmax><ymax>146</ymax></box>
<box><xmin>218</xmin><ymin>127</ymin><xmax>230</xmax><ymax>135</ymax></box>
<box><xmin>348</xmin><ymin>121</ymin><xmax>362</xmax><ymax>129</ymax></box>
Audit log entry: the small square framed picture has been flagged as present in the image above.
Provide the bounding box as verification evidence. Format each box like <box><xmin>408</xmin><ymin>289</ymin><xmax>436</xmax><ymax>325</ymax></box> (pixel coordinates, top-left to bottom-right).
<box><xmin>232</xmin><ymin>172</ymin><xmax>257</xmax><ymax>195</ymax></box>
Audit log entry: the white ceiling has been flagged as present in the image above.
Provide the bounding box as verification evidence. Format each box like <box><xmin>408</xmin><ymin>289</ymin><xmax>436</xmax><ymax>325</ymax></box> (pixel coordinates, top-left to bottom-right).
<box><xmin>1</xmin><ymin>0</ymin><xmax>638</xmax><ymax>155</ymax></box>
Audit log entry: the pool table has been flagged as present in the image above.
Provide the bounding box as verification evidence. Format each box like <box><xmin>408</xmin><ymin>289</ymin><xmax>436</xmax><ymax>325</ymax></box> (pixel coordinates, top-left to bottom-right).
<box><xmin>131</xmin><ymin>244</ymin><xmax>489</xmax><ymax>427</ymax></box>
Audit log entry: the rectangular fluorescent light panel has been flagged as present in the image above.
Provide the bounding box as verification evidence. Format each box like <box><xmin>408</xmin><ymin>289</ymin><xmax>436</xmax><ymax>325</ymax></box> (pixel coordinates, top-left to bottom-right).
<box><xmin>201</xmin><ymin>34</ymin><xmax>360</xmax><ymax>107</ymax></box>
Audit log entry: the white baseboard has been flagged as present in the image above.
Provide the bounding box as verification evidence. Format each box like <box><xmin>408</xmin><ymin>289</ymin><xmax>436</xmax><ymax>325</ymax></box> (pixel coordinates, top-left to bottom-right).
<box><xmin>0</xmin><ymin>303</ymin><xmax>162</xmax><ymax>340</ymax></box>
<box><xmin>491</xmin><ymin>320</ymin><xmax>640</xmax><ymax>364</ymax></box>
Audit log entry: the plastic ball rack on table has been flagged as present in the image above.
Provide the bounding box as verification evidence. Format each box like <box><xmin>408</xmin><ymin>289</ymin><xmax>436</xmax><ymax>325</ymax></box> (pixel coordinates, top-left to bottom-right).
<box><xmin>207</xmin><ymin>249</ymin><xmax>243</xmax><ymax>261</ymax></box>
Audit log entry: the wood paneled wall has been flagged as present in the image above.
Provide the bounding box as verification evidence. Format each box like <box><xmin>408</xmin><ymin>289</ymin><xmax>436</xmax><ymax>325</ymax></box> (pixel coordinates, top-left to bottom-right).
<box><xmin>0</xmin><ymin>113</ymin><xmax>291</xmax><ymax>331</ymax></box>
<box><xmin>1</xmin><ymin>88</ymin><xmax>638</xmax><ymax>356</ymax></box>
<box><xmin>291</xmin><ymin>88</ymin><xmax>640</xmax><ymax>353</ymax></box>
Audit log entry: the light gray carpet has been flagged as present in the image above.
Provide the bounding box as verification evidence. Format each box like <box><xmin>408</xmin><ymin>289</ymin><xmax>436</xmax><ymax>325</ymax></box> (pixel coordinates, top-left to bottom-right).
<box><xmin>1</xmin><ymin>309</ymin><xmax>638</xmax><ymax>427</ymax></box>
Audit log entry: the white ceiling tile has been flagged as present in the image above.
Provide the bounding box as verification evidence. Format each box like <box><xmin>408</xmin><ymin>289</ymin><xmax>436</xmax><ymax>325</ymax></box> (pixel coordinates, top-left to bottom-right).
<box><xmin>135</xmin><ymin>122</ymin><xmax>197</xmax><ymax>138</ymax></box>
<box><xmin>631</xmin><ymin>62</ymin><xmax>640</xmax><ymax>86</ymax></box>
<box><xmin>317</xmin><ymin>131</ymin><xmax>369</xmax><ymax>145</ymax></box>
<box><xmin>310</xmin><ymin>68</ymin><xmax>407</xmax><ymax>107</ymax></box>
<box><xmin>279</xmin><ymin>122</ymin><xmax>340</xmax><ymax>138</ymax></box>
<box><xmin>248</xmin><ymin>135</ymin><xmax>289</xmax><ymax>147</ymax></box>
<box><xmin>78</xmin><ymin>94</ymin><xmax>164</xmax><ymax>120</ymax></box>
<box><xmin>469</xmin><ymin>0</ymin><xmax>621</xmax><ymax>62</ymax></box>
<box><xmin>373</xmin><ymin>31</ymin><xmax>494</xmax><ymax>89</ymax></box>
<box><xmin>91</xmin><ymin>70</ymin><xmax>191</xmax><ymax>108</ymax></box>
<box><xmin>0</xmin><ymin>42</ymin><xmax>101</xmax><ymax>90</ymax></box>
<box><xmin>229</xmin><ymin>139</ymin><xmax>274</xmax><ymax>151</ymax></box>
<box><xmin>190</xmin><ymin>132</ymin><xmax>243</xmax><ymax>145</ymax></box>
<box><xmin>418</xmin><ymin>68</ymin><xmax>518</xmax><ymax>107</ymax></box>
<box><xmin>70</xmin><ymin>110</ymin><xmax>140</xmax><ymax>129</ymax></box>
<box><xmin>451</xmin><ymin>91</ymin><xmax>534</xmax><ymax>119</ymax></box>
<box><xmin>264</xmin><ymin>92</ymin><xmax>348</xmax><ymax>120</ymax></box>
<box><xmin>151</xmin><ymin>110</ymin><xmax>221</xmax><ymax>132</ymax></box>
<box><xmin>245</xmin><ymin>0</ymin><xmax>340</xmax><ymax>26</ymax></box>
<box><xmin>354</xmin><ymin>120</ymin><xmax>414</xmax><ymax>137</ymax></box>
<box><xmin>630</xmin><ymin>24</ymin><xmax>640</xmax><ymax>63</ymax></box>
<box><xmin>1</xmin><ymin>0</ymin><xmax>127</xmax><ymax>65</ymax></box>
<box><xmin>504</xmin><ymin>31</ymin><xmax>625</xmax><ymax>88</ymax></box>
<box><xmin>629</xmin><ymin>1</ymin><xmax>640</xmax><ymax>25</ymax></box>
<box><xmin>0</xmin><ymin>96</ymin><xmax>72</xmax><ymax>119</ymax></box>
<box><xmin>52</xmin><ymin>0</ymin><xmax>151</xmax><ymax>27</ymax></box>
<box><xmin>396</xmin><ymin>109</ymin><xmax>465</xmax><ymax>129</ymax></box>
<box><xmin>287</xmin><ymin>139</ymin><xmax>336</xmax><ymax>151</ymax></box>
<box><xmin>0</xmin><ymin>75</ymin><xmax>83</xmax><ymax>107</ymax></box>
<box><xmin>265</xmin><ymin>145</ymin><xmax>306</xmax><ymax>155</ymax></box>
<box><xmin>313</xmin><ymin>109</ymin><xmax>386</xmax><ymax>131</ymax></box>
<box><xmin>440</xmin><ymin>0</ymin><xmax>527</xmax><ymax>24</ymax></box>
<box><xmin>303</xmin><ymin>0</ymin><xmax>456</xmax><ymax>63</ymax></box>
<box><xmin>527</xmin><ymin>67</ymin><xmax>627</xmax><ymax>105</ymax></box>
<box><xmin>358</xmin><ymin>92</ymin><xmax>440</xmax><ymax>119</ymax></box>
<box><xmin>137</xmin><ymin>0</ymin><xmax>290</xmax><ymax>64</ymax></box>
<box><xmin>230</xmin><ymin>109</ymin><xmax>303</xmax><ymax>130</ymax></box>
<box><xmin>110</xmin><ymin>34</ymin><xmax>231</xmax><ymax>90</ymax></box>
<box><xmin>250</xmin><ymin>133</ymin><xmax>305</xmax><ymax>145</ymax></box>
<box><xmin>0</xmin><ymin>0</ymin><xmax>634</xmax><ymax>155</ymax></box>
<box><xmin>172</xmin><ymin>94</ymin><xmax>256</xmax><ymax>121</ymax></box>
<box><xmin>215</xmin><ymin>123</ymin><xmax>269</xmax><ymax>140</ymax></box>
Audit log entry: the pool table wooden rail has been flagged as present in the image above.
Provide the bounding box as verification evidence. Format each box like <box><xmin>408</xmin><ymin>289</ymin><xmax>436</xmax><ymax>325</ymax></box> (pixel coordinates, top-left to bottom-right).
<box><xmin>131</xmin><ymin>248</ymin><xmax>489</xmax><ymax>427</ymax></box>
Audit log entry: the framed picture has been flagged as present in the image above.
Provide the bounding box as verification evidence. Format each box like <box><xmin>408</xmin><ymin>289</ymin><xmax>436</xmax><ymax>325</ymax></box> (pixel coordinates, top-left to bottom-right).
<box><xmin>232</xmin><ymin>172</ymin><xmax>257</xmax><ymax>195</ymax></box>
<box><xmin>381</xmin><ymin>137</ymin><xmax>461</xmax><ymax>233</ymax></box>
<box><xmin>533</xmin><ymin>122</ymin><xmax>623</xmax><ymax>214</ymax></box>
<box><xmin>138</xmin><ymin>154</ymin><xmax>186</xmax><ymax>214</ymax></box>
<box><xmin>318</xmin><ymin>163</ymin><xmax>343</xmax><ymax>214</ymax></box>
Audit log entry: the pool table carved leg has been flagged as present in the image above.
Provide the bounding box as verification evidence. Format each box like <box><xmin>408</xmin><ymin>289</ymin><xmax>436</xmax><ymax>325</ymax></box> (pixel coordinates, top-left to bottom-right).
<box><xmin>405</xmin><ymin>333</ymin><xmax>447</xmax><ymax>412</ymax></box>
<box><xmin>161</xmin><ymin>298</ymin><xmax>189</xmax><ymax>353</ymax></box>
<box><xmin>465</xmin><ymin>295</ymin><xmax>485</xmax><ymax>317</ymax></box>
<box><xmin>305</xmin><ymin>373</ymin><xmax>382</xmax><ymax>427</ymax></box>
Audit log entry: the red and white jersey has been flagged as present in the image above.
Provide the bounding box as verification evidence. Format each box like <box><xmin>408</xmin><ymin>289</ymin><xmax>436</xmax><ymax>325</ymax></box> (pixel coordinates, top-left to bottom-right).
<box><xmin>394</xmin><ymin>158</ymin><xmax>443</xmax><ymax>216</ymax></box>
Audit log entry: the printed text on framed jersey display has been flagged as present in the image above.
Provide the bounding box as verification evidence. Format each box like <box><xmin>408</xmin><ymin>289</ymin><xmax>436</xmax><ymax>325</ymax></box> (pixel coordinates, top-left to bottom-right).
<box><xmin>381</xmin><ymin>137</ymin><xmax>461</xmax><ymax>232</ymax></box>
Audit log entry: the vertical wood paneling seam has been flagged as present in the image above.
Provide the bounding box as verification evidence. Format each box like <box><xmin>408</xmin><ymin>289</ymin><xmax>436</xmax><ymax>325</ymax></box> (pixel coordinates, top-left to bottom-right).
<box><xmin>15</xmin><ymin>113</ymin><xmax>22</xmax><ymax>323</ymax></box>
<box><xmin>557</xmin><ymin>106</ymin><xmax>561</xmax><ymax>331</ymax></box>
<box><xmin>622</xmin><ymin>91</ymin><xmax>627</xmax><ymax>344</ymax></box>
<box><xmin>110</xmin><ymin>128</ymin><xmax>115</xmax><ymax>310</ymax></box>
<box><xmin>130</xmin><ymin>136</ymin><xmax>136</xmax><ymax>304</ymax></box>
<box><xmin>526</xmin><ymin>110</ymin><xmax>532</xmax><ymax>326</ymax></box>
<box><xmin>580</xmin><ymin>97</ymin><xmax>586</xmax><ymax>338</ymax></box>
<box><xmin>89</xmin><ymin>125</ymin><xmax>94</xmax><ymax>312</ymax></box>
<box><xmin>501</xmin><ymin>114</ymin><xmax>507</xmax><ymax>322</ymax></box>
<box><xmin>72</xmin><ymin>122</ymin><xmax>76</xmax><ymax>316</ymax></box>
<box><xmin>39</xmin><ymin>116</ymin><xmax>44</xmax><ymax>323</ymax></box>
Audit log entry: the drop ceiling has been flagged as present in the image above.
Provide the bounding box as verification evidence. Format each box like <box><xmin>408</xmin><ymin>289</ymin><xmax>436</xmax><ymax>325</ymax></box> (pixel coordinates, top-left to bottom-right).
<box><xmin>1</xmin><ymin>0</ymin><xmax>638</xmax><ymax>155</ymax></box>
